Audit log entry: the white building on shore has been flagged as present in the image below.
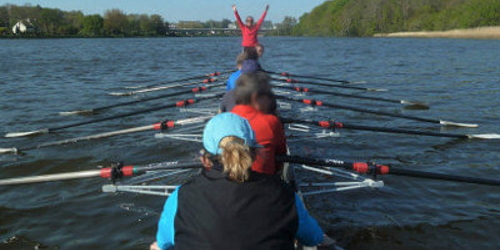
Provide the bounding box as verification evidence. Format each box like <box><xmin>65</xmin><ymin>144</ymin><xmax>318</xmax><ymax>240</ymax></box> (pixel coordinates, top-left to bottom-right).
<box><xmin>12</xmin><ymin>19</ymin><xmax>35</xmax><ymax>34</ymax></box>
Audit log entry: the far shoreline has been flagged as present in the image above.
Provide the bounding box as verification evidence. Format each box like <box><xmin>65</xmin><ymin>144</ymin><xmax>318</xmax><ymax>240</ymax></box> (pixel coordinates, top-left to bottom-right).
<box><xmin>374</xmin><ymin>26</ymin><xmax>500</xmax><ymax>39</ymax></box>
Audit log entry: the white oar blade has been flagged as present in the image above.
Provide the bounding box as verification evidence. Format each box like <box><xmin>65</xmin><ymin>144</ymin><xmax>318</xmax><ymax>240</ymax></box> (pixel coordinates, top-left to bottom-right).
<box><xmin>401</xmin><ymin>100</ymin><xmax>429</xmax><ymax>109</ymax></box>
<box><xmin>368</xmin><ymin>88</ymin><xmax>388</xmax><ymax>92</ymax></box>
<box><xmin>108</xmin><ymin>92</ymin><xmax>132</xmax><ymax>96</ymax></box>
<box><xmin>58</xmin><ymin>109</ymin><xmax>94</xmax><ymax>116</ymax></box>
<box><xmin>469</xmin><ymin>134</ymin><xmax>500</xmax><ymax>139</ymax></box>
<box><xmin>0</xmin><ymin>147</ymin><xmax>18</xmax><ymax>154</ymax></box>
<box><xmin>4</xmin><ymin>129</ymin><xmax>48</xmax><ymax>138</ymax></box>
<box><xmin>440</xmin><ymin>120</ymin><xmax>478</xmax><ymax>128</ymax></box>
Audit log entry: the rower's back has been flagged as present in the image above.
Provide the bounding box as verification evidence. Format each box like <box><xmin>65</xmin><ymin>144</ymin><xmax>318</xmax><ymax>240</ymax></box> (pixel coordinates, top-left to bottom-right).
<box><xmin>174</xmin><ymin>168</ymin><xmax>297</xmax><ymax>250</ymax></box>
<box><xmin>154</xmin><ymin>113</ymin><xmax>323</xmax><ymax>250</ymax></box>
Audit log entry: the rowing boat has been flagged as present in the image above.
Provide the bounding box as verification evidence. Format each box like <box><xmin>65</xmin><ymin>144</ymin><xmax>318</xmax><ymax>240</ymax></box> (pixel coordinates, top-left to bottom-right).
<box><xmin>1</xmin><ymin>69</ymin><xmax>499</xmax><ymax>249</ymax></box>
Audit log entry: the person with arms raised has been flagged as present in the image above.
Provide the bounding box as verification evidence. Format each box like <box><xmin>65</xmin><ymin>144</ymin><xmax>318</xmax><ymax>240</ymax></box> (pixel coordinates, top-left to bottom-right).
<box><xmin>233</xmin><ymin>4</ymin><xmax>269</xmax><ymax>51</ymax></box>
<box><xmin>150</xmin><ymin>112</ymin><xmax>324</xmax><ymax>250</ymax></box>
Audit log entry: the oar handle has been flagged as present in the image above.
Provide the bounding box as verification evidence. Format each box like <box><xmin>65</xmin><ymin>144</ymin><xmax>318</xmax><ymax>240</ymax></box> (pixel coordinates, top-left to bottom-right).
<box><xmin>387</xmin><ymin>168</ymin><xmax>500</xmax><ymax>186</ymax></box>
<box><xmin>0</xmin><ymin>161</ymin><xmax>204</xmax><ymax>186</ymax></box>
<box><xmin>50</xmin><ymin>93</ymin><xmax>223</xmax><ymax>132</ymax></box>
<box><xmin>277</xmin><ymin>95</ymin><xmax>440</xmax><ymax>124</ymax></box>
<box><xmin>264</xmin><ymin>70</ymin><xmax>350</xmax><ymax>84</ymax></box>
<box><xmin>273</xmin><ymin>77</ymin><xmax>371</xmax><ymax>91</ymax></box>
<box><xmin>280</xmin><ymin>155</ymin><xmax>500</xmax><ymax>187</ymax></box>
<box><xmin>140</xmin><ymin>69</ymin><xmax>232</xmax><ymax>89</ymax></box>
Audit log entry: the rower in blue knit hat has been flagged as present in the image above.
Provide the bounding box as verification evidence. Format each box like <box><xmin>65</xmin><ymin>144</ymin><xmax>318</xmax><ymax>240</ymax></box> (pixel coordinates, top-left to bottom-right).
<box><xmin>151</xmin><ymin>112</ymin><xmax>325</xmax><ymax>250</ymax></box>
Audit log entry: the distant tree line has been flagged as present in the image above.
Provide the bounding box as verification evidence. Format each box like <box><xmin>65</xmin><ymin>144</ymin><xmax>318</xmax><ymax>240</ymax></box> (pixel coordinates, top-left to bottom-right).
<box><xmin>0</xmin><ymin>4</ymin><xmax>301</xmax><ymax>38</ymax></box>
<box><xmin>267</xmin><ymin>16</ymin><xmax>297</xmax><ymax>36</ymax></box>
<box><xmin>294</xmin><ymin>0</ymin><xmax>500</xmax><ymax>37</ymax></box>
<box><xmin>0</xmin><ymin>4</ymin><xmax>169</xmax><ymax>37</ymax></box>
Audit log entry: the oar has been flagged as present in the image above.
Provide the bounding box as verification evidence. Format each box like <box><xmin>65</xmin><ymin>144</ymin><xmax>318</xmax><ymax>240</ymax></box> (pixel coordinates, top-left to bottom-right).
<box><xmin>109</xmin><ymin>78</ymin><xmax>220</xmax><ymax>96</ymax></box>
<box><xmin>0</xmin><ymin>116</ymin><xmax>214</xmax><ymax>154</ymax></box>
<box><xmin>265</xmin><ymin>70</ymin><xmax>352</xmax><ymax>84</ymax></box>
<box><xmin>0</xmin><ymin>161</ymin><xmax>203</xmax><ymax>186</ymax></box>
<box><xmin>279</xmin><ymin>155</ymin><xmax>500</xmax><ymax>187</ymax></box>
<box><xmin>126</xmin><ymin>70</ymin><xmax>233</xmax><ymax>89</ymax></box>
<box><xmin>4</xmin><ymin>93</ymin><xmax>224</xmax><ymax>138</ymax></box>
<box><xmin>281</xmin><ymin>118</ymin><xmax>500</xmax><ymax>140</ymax></box>
<box><xmin>273</xmin><ymin>85</ymin><xmax>429</xmax><ymax>109</ymax></box>
<box><xmin>60</xmin><ymin>84</ymin><xmax>224</xmax><ymax>116</ymax></box>
<box><xmin>272</xmin><ymin>77</ymin><xmax>387</xmax><ymax>92</ymax></box>
<box><xmin>276</xmin><ymin>95</ymin><xmax>478</xmax><ymax>128</ymax></box>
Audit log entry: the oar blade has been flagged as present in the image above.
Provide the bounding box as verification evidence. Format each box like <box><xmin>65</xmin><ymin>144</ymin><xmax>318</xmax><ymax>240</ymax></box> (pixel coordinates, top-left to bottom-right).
<box><xmin>469</xmin><ymin>133</ymin><xmax>500</xmax><ymax>139</ymax></box>
<box><xmin>367</xmin><ymin>88</ymin><xmax>388</xmax><ymax>92</ymax></box>
<box><xmin>439</xmin><ymin>120</ymin><xmax>478</xmax><ymax>128</ymax></box>
<box><xmin>401</xmin><ymin>100</ymin><xmax>430</xmax><ymax>110</ymax></box>
<box><xmin>58</xmin><ymin>109</ymin><xmax>94</xmax><ymax>116</ymax></box>
<box><xmin>0</xmin><ymin>147</ymin><xmax>18</xmax><ymax>154</ymax></box>
<box><xmin>108</xmin><ymin>92</ymin><xmax>132</xmax><ymax>96</ymax></box>
<box><xmin>4</xmin><ymin>129</ymin><xmax>49</xmax><ymax>138</ymax></box>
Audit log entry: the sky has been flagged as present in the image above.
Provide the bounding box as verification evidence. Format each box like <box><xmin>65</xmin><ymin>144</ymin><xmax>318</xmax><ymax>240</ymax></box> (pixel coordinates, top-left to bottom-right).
<box><xmin>1</xmin><ymin>0</ymin><xmax>326</xmax><ymax>23</ymax></box>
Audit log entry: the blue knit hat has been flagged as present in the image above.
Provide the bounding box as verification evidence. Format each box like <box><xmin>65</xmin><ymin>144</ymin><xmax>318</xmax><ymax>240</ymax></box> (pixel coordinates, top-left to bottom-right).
<box><xmin>203</xmin><ymin>113</ymin><xmax>260</xmax><ymax>155</ymax></box>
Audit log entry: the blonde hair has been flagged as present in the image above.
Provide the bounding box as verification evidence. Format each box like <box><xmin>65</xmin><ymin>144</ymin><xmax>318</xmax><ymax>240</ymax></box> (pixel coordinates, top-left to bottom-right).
<box><xmin>219</xmin><ymin>136</ymin><xmax>253</xmax><ymax>182</ymax></box>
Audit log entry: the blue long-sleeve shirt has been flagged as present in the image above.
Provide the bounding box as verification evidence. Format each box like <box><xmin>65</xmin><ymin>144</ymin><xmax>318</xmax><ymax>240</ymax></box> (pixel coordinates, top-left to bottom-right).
<box><xmin>226</xmin><ymin>70</ymin><xmax>242</xmax><ymax>91</ymax></box>
<box><xmin>156</xmin><ymin>187</ymin><xmax>179</xmax><ymax>250</ymax></box>
<box><xmin>156</xmin><ymin>187</ymin><xmax>324</xmax><ymax>249</ymax></box>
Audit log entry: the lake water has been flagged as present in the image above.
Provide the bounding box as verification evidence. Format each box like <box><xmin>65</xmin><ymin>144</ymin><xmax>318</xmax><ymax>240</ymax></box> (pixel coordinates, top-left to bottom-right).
<box><xmin>0</xmin><ymin>37</ymin><xmax>499</xmax><ymax>249</ymax></box>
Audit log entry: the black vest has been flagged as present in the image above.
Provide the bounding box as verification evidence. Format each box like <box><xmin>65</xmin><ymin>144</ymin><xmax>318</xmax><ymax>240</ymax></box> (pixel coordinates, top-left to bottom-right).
<box><xmin>174</xmin><ymin>167</ymin><xmax>298</xmax><ymax>250</ymax></box>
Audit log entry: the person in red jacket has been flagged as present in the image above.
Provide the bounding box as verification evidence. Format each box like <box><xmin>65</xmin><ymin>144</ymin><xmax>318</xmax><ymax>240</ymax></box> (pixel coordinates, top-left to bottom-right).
<box><xmin>231</xmin><ymin>72</ymin><xmax>286</xmax><ymax>175</ymax></box>
<box><xmin>232</xmin><ymin>4</ymin><xmax>269</xmax><ymax>51</ymax></box>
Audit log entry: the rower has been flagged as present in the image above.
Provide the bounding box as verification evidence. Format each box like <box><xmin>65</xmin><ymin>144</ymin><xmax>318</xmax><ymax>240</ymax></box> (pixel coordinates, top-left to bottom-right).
<box><xmin>226</xmin><ymin>53</ymin><xmax>246</xmax><ymax>91</ymax></box>
<box><xmin>231</xmin><ymin>72</ymin><xmax>285</xmax><ymax>175</ymax></box>
<box><xmin>150</xmin><ymin>113</ymin><xmax>324</xmax><ymax>250</ymax></box>
<box><xmin>219</xmin><ymin>59</ymin><xmax>262</xmax><ymax>113</ymax></box>
<box><xmin>227</xmin><ymin>48</ymin><xmax>263</xmax><ymax>92</ymax></box>
<box><xmin>256</xmin><ymin>43</ymin><xmax>265</xmax><ymax>58</ymax></box>
<box><xmin>232</xmin><ymin>4</ymin><xmax>269</xmax><ymax>52</ymax></box>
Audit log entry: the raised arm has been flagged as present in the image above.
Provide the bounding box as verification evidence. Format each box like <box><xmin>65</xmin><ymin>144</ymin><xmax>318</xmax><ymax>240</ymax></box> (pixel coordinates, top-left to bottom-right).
<box><xmin>232</xmin><ymin>5</ymin><xmax>244</xmax><ymax>29</ymax></box>
<box><xmin>255</xmin><ymin>4</ymin><xmax>269</xmax><ymax>29</ymax></box>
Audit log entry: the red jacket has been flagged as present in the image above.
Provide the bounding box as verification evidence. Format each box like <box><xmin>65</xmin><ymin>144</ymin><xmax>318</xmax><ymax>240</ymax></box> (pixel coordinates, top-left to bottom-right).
<box><xmin>232</xmin><ymin>105</ymin><xmax>287</xmax><ymax>175</ymax></box>
<box><xmin>234</xmin><ymin>10</ymin><xmax>267</xmax><ymax>47</ymax></box>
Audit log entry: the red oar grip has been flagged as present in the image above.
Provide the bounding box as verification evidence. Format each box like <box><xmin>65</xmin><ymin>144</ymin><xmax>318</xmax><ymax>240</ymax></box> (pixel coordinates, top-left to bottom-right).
<box><xmin>191</xmin><ymin>86</ymin><xmax>207</xmax><ymax>93</ymax></box>
<box><xmin>353</xmin><ymin>162</ymin><xmax>369</xmax><ymax>173</ymax></box>
<box><xmin>153</xmin><ymin>121</ymin><xmax>175</xmax><ymax>130</ymax></box>
<box><xmin>352</xmin><ymin>163</ymin><xmax>390</xmax><ymax>175</ymax></box>
<box><xmin>203</xmin><ymin>78</ymin><xmax>216</xmax><ymax>83</ymax></box>
<box><xmin>303</xmin><ymin>99</ymin><xmax>323</xmax><ymax>106</ymax></box>
<box><xmin>319</xmin><ymin>121</ymin><xmax>330</xmax><ymax>128</ymax></box>
<box><xmin>176</xmin><ymin>99</ymin><xmax>195</xmax><ymax>107</ymax></box>
<box><xmin>121</xmin><ymin>166</ymin><xmax>134</xmax><ymax>177</ymax></box>
<box><xmin>100</xmin><ymin>168</ymin><xmax>113</xmax><ymax>178</ymax></box>
<box><xmin>376</xmin><ymin>165</ymin><xmax>389</xmax><ymax>175</ymax></box>
<box><xmin>100</xmin><ymin>165</ymin><xmax>134</xmax><ymax>179</ymax></box>
<box><xmin>293</xmin><ymin>87</ymin><xmax>309</xmax><ymax>92</ymax></box>
<box><xmin>318</xmin><ymin>121</ymin><xmax>343</xmax><ymax>128</ymax></box>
